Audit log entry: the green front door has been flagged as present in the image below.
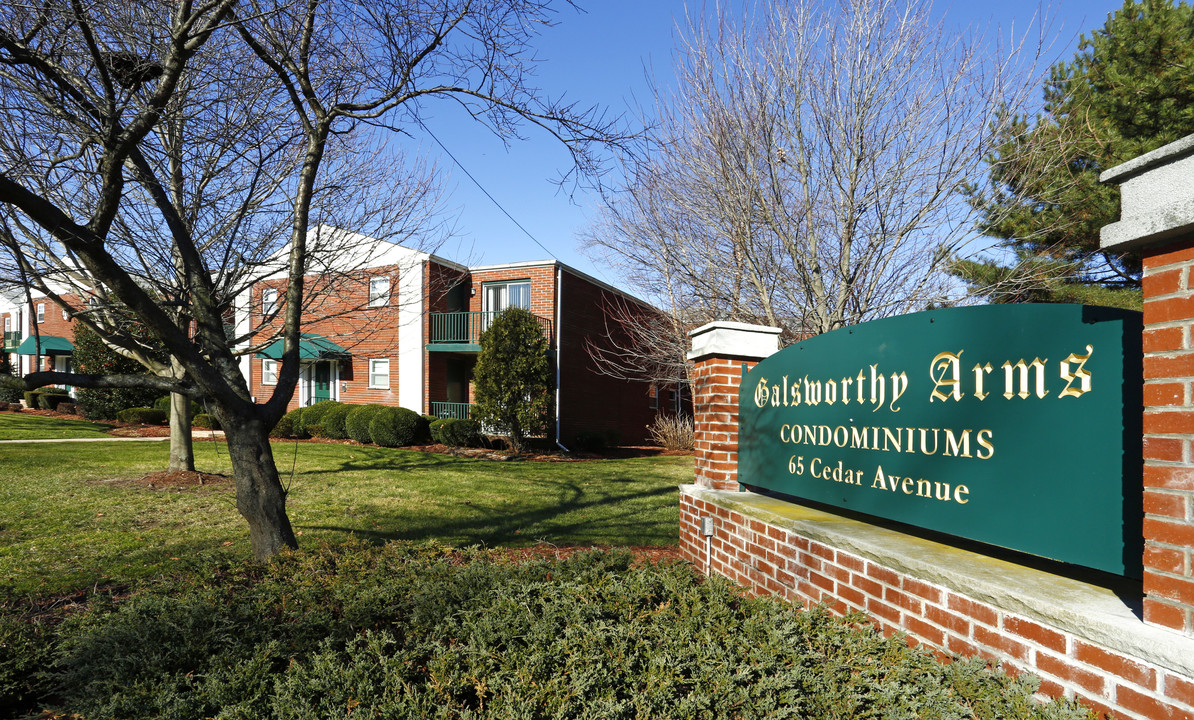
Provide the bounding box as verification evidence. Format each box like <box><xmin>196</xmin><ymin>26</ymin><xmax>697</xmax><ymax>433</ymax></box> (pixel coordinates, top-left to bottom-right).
<box><xmin>312</xmin><ymin>361</ymin><xmax>332</xmax><ymax>403</ymax></box>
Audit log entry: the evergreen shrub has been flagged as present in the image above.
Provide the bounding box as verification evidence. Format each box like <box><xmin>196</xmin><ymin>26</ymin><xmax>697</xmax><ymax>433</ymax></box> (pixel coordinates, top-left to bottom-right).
<box><xmin>321</xmin><ymin>403</ymin><xmax>355</xmax><ymax>440</ymax></box>
<box><xmin>30</xmin><ymin>544</ymin><xmax>1098</xmax><ymax>720</ymax></box>
<box><xmin>193</xmin><ymin>414</ymin><xmax>220</xmax><ymax>430</ymax></box>
<box><xmin>38</xmin><ymin>391</ymin><xmax>73</xmax><ymax>410</ymax></box>
<box><xmin>271</xmin><ymin>407</ymin><xmax>307</xmax><ymax>439</ymax></box>
<box><xmin>0</xmin><ymin>376</ymin><xmax>22</xmax><ymax>403</ymax></box>
<box><xmin>368</xmin><ymin>406</ymin><xmax>421</xmax><ymax>448</ymax></box>
<box><xmin>430</xmin><ymin>418</ymin><xmax>481</xmax><ymax>447</ymax></box>
<box><xmin>299</xmin><ymin>401</ymin><xmax>340</xmax><ymax>437</ymax></box>
<box><xmin>345</xmin><ymin>404</ymin><xmax>387</xmax><ymax>444</ymax></box>
<box><xmin>116</xmin><ymin>407</ymin><xmax>167</xmax><ymax>425</ymax></box>
<box><xmin>72</xmin><ymin>324</ymin><xmax>158</xmax><ymax>419</ymax></box>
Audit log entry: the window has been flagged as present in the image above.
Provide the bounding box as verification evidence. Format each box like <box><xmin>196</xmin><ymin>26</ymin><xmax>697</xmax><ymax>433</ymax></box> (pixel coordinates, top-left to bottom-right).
<box><xmin>368</xmin><ymin>359</ymin><xmax>390</xmax><ymax>389</ymax></box>
<box><xmin>262</xmin><ymin>359</ymin><xmax>278</xmax><ymax>385</ymax></box>
<box><xmin>649</xmin><ymin>385</ymin><xmax>659</xmax><ymax>410</ymax></box>
<box><xmin>36</xmin><ymin>303</ymin><xmax>44</xmax><ymax>323</ymax></box>
<box><xmin>483</xmin><ymin>280</ymin><xmax>530</xmax><ymax>313</ymax></box>
<box><xmin>368</xmin><ymin>277</ymin><xmax>390</xmax><ymax>307</ymax></box>
<box><xmin>62</xmin><ymin>307</ymin><xmax>68</xmax><ymax>320</ymax></box>
<box><xmin>262</xmin><ymin>288</ymin><xmax>278</xmax><ymax>316</ymax></box>
<box><xmin>3</xmin><ymin>317</ymin><xmax>9</xmax><ymax>332</ymax></box>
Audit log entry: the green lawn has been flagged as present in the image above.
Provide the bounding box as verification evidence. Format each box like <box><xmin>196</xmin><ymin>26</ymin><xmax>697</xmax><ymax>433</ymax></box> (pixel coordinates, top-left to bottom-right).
<box><xmin>0</xmin><ymin>411</ymin><xmax>116</xmax><ymax>440</ymax></box>
<box><xmin>0</xmin><ymin>431</ymin><xmax>690</xmax><ymax>596</ymax></box>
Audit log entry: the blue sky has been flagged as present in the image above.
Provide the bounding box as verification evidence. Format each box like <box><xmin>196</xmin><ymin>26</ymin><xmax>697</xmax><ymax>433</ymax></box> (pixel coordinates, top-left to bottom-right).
<box><xmin>397</xmin><ymin>0</ymin><xmax>1128</xmax><ymax>285</ymax></box>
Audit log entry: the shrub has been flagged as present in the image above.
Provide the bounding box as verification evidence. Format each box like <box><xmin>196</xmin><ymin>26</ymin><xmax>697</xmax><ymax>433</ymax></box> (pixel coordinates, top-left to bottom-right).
<box><xmin>72</xmin><ymin>324</ymin><xmax>159</xmax><ymax>419</ymax></box>
<box><xmin>368</xmin><ymin>406</ymin><xmax>422</xmax><ymax>448</ymax></box>
<box><xmin>57</xmin><ymin>402</ymin><xmax>79</xmax><ymax>415</ymax></box>
<box><xmin>152</xmin><ymin>395</ymin><xmax>203</xmax><ymax>420</ymax></box>
<box><xmin>430</xmin><ymin>418</ymin><xmax>482</xmax><ymax>447</ymax></box>
<box><xmin>36</xmin><ymin>545</ymin><xmax>1097</xmax><ymax>720</ymax></box>
<box><xmin>0</xmin><ymin>375</ymin><xmax>23</xmax><ymax>403</ymax></box>
<box><xmin>472</xmin><ymin>307</ymin><xmax>553</xmax><ymax>453</ymax></box>
<box><xmin>299</xmin><ymin>401</ymin><xmax>341</xmax><ymax>437</ymax></box>
<box><xmin>38</xmin><ymin>391</ymin><xmax>72</xmax><ymax>411</ymax></box>
<box><xmin>116</xmin><ymin>407</ymin><xmax>167</xmax><ymax>425</ymax></box>
<box><xmin>193</xmin><ymin>413</ymin><xmax>221</xmax><ymax>430</ymax></box>
<box><xmin>22</xmin><ymin>390</ymin><xmax>40</xmax><ymax>408</ymax></box>
<box><xmin>271</xmin><ymin>407</ymin><xmax>307</xmax><ymax>439</ymax></box>
<box><xmin>321</xmin><ymin>404</ymin><xmax>355</xmax><ymax>440</ymax></box>
<box><xmin>345</xmin><ymin>404</ymin><xmax>387</xmax><ymax>444</ymax></box>
<box><xmin>647</xmin><ymin>414</ymin><xmax>694</xmax><ymax>451</ymax></box>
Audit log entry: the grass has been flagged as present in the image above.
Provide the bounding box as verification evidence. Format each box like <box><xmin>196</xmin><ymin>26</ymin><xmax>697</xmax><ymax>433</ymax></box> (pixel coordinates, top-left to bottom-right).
<box><xmin>0</xmin><ymin>427</ymin><xmax>690</xmax><ymax>597</ymax></box>
<box><xmin>0</xmin><ymin>412</ymin><xmax>116</xmax><ymax>440</ymax></box>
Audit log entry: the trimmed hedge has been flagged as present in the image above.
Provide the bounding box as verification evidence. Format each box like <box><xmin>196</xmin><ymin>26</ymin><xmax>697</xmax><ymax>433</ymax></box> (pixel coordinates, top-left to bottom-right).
<box><xmin>345</xmin><ymin>404</ymin><xmax>387</xmax><ymax>444</ymax></box>
<box><xmin>116</xmin><ymin>407</ymin><xmax>167</xmax><ymax>425</ymax></box>
<box><xmin>300</xmin><ymin>401</ymin><xmax>341</xmax><ymax>438</ymax></box>
<box><xmin>368</xmin><ymin>406</ymin><xmax>422</xmax><ymax>448</ymax></box>
<box><xmin>193</xmin><ymin>413</ymin><xmax>220</xmax><ymax>430</ymax></box>
<box><xmin>38</xmin><ymin>391</ymin><xmax>73</xmax><ymax>411</ymax></box>
<box><xmin>430</xmin><ymin>417</ymin><xmax>482</xmax><ymax>447</ymax></box>
<box><xmin>271</xmin><ymin>407</ymin><xmax>307</xmax><ymax>439</ymax></box>
<box><xmin>321</xmin><ymin>403</ymin><xmax>355</xmax><ymax>440</ymax></box>
<box><xmin>24</xmin><ymin>544</ymin><xmax>1097</xmax><ymax>720</ymax></box>
<box><xmin>153</xmin><ymin>395</ymin><xmax>203</xmax><ymax>420</ymax></box>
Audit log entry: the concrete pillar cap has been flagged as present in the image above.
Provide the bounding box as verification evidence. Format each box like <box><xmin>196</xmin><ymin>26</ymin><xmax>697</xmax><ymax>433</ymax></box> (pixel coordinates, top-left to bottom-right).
<box><xmin>688</xmin><ymin>321</ymin><xmax>782</xmax><ymax>361</ymax></box>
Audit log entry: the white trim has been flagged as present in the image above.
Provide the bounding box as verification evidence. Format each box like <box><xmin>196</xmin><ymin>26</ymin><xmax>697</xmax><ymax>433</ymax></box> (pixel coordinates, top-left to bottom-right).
<box><xmin>397</xmin><ymin>261</ymin><xmax>424</xmax><ymax>411</ymax></box>
<box><xmin>368</xmin><ymin>358</ymin><xmax>391</xmax><ymax>389</ymax></box>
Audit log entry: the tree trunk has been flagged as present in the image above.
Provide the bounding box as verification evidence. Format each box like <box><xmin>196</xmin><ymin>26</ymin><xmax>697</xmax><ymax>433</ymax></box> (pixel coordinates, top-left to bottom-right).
<box><xmin>223</xmin><ymin>412</ymin><xmax>298</xmax><ymax>559</ymax></box>
<box><xmin>168</xmin><ymin>391</ymin><xmax>195</xmax><ymax>472</ymax></box>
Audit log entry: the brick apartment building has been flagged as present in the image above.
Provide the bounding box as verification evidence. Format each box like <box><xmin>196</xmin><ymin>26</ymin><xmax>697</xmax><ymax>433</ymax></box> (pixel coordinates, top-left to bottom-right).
<box><xmin>1</xmin><ymin>288</ymin><xmax>78</xmax><ymax>381</ymax></box>
<box><xmin>237</xmin><ymin>233</ymin><xmax>685</xmax><ymax>447</ymax></box>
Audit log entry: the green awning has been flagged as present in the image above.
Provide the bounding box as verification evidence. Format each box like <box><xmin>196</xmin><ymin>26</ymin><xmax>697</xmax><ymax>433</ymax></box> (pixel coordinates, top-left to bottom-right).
<box><xmin>256</xmin><ymin>333</ymin><xmax>350</xmax><ymax>360</ymax></box>
<box><xmin>15</xmin><ymin>334</ymin><xmax>74</xmax><ymax>355</ymax></box>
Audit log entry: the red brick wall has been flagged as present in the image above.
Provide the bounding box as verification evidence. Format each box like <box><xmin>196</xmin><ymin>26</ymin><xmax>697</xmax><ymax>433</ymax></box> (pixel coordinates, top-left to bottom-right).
<box><xmin>691</xmin><ymin>356</ymin><xmax>754</xmax><ymax>491</ymax></box>
<box><xmin>1141</xmin><ymin>238</ymin><xmax>1194</xmax><ymax>634</ymax></box>
<box><xmin>557</xmin><ymin>269</ymin><xmax>662</xmax><ymax>446</ymax></box>
<box><xmin>679</xmin><ymin>492</ymin><xmax>1194</xmax><ymax>720</ymax></box>
<box><xmin>247</xmin><ymin>266</ymin><xmax>407</xmax><ymax>409</ymax></box>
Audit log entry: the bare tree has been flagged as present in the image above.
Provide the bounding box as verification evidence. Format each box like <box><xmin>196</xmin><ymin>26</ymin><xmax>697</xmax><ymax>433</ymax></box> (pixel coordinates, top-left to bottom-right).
<box><xmin>0</xmin><ymin>0</ymin><xmax>624</xmax><ymax>560</ymax></box>
<box><xmin>584</xmin><ymin>0</ymin><xmax>1043</xmax><ymax>384</ymax></box>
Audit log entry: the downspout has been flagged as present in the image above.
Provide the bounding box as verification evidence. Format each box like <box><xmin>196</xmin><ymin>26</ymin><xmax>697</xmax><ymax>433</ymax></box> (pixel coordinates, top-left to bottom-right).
<box><xmin>555</xmin><ymin>264</ymin><xmax>567</xmax><ymax>452</ymax></box>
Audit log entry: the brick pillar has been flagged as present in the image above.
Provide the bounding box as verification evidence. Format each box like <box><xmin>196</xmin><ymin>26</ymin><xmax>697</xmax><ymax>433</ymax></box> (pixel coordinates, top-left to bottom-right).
<box><xmin>1102</xmin><ymin>135</ymin><xmax>1194</xmax><ymax>636</ymax></box>
<box><xmin>687</xmin><ymin>322</ymin><xmax>781</xmax><ymax>491</ymax></box>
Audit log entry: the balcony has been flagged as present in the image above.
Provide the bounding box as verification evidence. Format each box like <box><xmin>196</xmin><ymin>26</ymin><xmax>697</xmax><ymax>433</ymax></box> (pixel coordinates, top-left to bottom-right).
<box><xmin>3</xmin><ymin>331</ymin><xmax>21</xmax><ymax>351</ymax></box>
<box><xmin>428</xmin><ymin>311</ymin><xmax>553</xmax><ymax>352</ymax></box>
<box><xmin>430</xmin><ymin>401</ymin><xmax>473</xmax><ymax>419</ymax></box>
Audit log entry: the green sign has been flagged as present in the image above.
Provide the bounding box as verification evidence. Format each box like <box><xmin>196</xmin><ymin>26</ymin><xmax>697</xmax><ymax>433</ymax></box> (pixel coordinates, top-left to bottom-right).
<box><xmin>738</xmin><ymin>305</ymin><xmax>1142</xmax><ymax>577</ymax></box>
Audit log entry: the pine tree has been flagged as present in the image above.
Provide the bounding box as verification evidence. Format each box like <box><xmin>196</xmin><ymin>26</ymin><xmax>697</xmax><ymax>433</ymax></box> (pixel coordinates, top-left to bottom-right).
<box><xmin>472</xmin><ymin>308</ymin><xmax>553</xmax><ymax>453</ymax></box>
<box><xmin>958</xmin><ymin>0</ymin><xmax>1194</xmax><ymax>308</ymax></box>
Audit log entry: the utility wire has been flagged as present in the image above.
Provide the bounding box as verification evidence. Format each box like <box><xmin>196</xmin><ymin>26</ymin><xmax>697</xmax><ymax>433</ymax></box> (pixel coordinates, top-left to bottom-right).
<box><xmin>416</xmin><ymin>118</ymin><xmax>558</xmax><ymax>260</ymax></box>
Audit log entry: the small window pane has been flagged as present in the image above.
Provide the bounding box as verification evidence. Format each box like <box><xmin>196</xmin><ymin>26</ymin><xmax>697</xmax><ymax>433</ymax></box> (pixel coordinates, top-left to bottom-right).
<box><xmin>369</xmin><ymin>359</ymin><xmax>390</xmax><ymax>388</ymax></box>
<box><xmin>262</xmin><ymin>289</ymin><xmax>278</xmax><ymax>316</ymax></box>
<box><xmin>508</xmin><ymin>282</ymin><xmax>530</xmax><ymax>309</ymax></box>
<box><xmin>36</xmin><ymin>304</ymin><xmax>44</xmax><ymax>323</ymax></box>
<box><xmin>369</xmin><ymin>277</ymin><xmax>390</xmax><ymax>307</ymax></box>
<box><xmin>262</xmin><ymin>359</ymin><xmax>278</xmax><ymax>385</ymax></box>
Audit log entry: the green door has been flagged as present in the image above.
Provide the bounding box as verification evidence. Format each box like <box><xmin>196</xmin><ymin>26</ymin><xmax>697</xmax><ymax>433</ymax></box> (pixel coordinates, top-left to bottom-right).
<box><xmin>312</xmin><ymin>361</ymin><xmax>332</xmax><ymax>403</ymax></box>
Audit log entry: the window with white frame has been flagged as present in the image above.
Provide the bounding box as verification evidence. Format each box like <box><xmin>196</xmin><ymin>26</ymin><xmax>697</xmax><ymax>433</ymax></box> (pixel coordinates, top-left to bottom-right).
<box><xmin>368</xmin><ymin>359</ymin><xmax>390</xmax><ymax>388</ymax></box>
<box><xmin>62</xmin><ymin>307</ymin><xmax>68</xmax><ymax>320</ymax></box>
<box><xmin>483</xmin><ymin>280</ymin><xmax>530</xmax><ymax>313</ymax></box>
<box><xmin>262</xmin><ymin>359</ymin><xmax>278</xmax><ymax>385</ymax></box>
<box><xmin>3</xmin><ymin>317</ymin><xmax>9</xmax><ymax>332</ymax></box>
<box><xmin>368</xmin><ymin>277</ymin><xmax>390</xmax><ymax>307</ymax></box>
<box><xmin>262</xmin><ymin>288</ymin><xmax>278</xmax><ymax>316</ymax></box>
<box><xmin>36</xmin><ymin>303</ymin><xmax>44</xmax><ymax>323</ymax></box>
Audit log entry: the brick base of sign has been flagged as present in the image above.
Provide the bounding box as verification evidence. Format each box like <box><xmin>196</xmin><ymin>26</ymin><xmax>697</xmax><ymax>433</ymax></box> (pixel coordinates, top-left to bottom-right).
<box><xmin>680</xmin><ymin>486</ymin><xmax>1194</xmax><ymax>720</ymax></box>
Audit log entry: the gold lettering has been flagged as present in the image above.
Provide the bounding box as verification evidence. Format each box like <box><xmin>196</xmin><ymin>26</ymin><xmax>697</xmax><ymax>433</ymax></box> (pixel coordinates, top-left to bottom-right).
<box><xmin>753</xmin><ymin>379</ymin><xmax>770</xmax><ymax>408</ymax></box>
<box><xmin>889</xmin><ymin>372</ymin><xmax>908</xmax><ymax>412</ymax></box>
<box><xmin>1002</xmin><ymin>358</ymin><xmax>1049</xmax><ymax>399</ymax></box>
<box><xmin>779</xmin><ymin>424</ymin><xmax>791</xmax><ymax>443</ymax></box>
<box><xmin>916</xmin><ymin>478</ymin><xmax>931</xmax><ymax>497</ymax></box>
<box><xmin>944</xmin><ymin>429</ymin><xmax>971</xmax><ymax>458</ymax></box>
<box><xmin>954</xmin><ymin>485</ymin><xmax>970</xmax><ymax>504</ymax></box>
<box><xmin>782</xmin><ymin>376</ymin><xmax>790</xmax><ymax>406</ymax></box>
<box><xmin>882</xmin><ymin>427</ymin><xmax>901</xmax><ymax>453</ymax></box>
<box><xmin>918</xmin><ymin>427</ymin><xmax>939</xmax><ymax>455</ymax></box>
<box><xmin>856</xmin><ymin>370</ymin><xmax>866</xmax><ymax>404</ymax></box>
<box><xmin>825</xmin><ymin>379</ymin><xmax>837</xmax><ymax>405</ymax></box>
<box><xmin>930</xmin><ymin>351</ymin><xmax>963</xmax><ymax>402</ymax></box>
<box><xmin>1059</xmin><ymin>345</ymin><xmax>1094</xmax><ymax>398</ymax></box>
<box><xmin>869</xmin><ymin>365</ymin><xmax>885</xmax><ymax>411</ymax></box>
<box><xmin>972</xmin><ymin>363</ymin><xmax>992</xmax><ymax>401</ymax></box>
<box><xmin>976</xmin><ymin>429</ymin><xmax>994</xmax><ymax>460</ymax></box>
<box><xmin>901</xmin><ymin>476</ymin><xmax>915</xmax><ymax>494</ymax></box>
<box><xmin>842</xmin><ymin>377</ymin><xmax>852</xmax><ymax>404</ymax></box>
<box><xmin>934</xmin><ymin>482</ymin><xmax>951</xmax><ymax>501</ymax></box>
<box><xmin>850</xmin><ymin>426</ymin><xmax>869</xmax><ymax>450</ymax></box>
<box><xmin>804</xmin><ymin>377</ymin><xmax>821</xmax><ymax>406</ymax></box>
<box><xmin>871</xmin><ymin>465</ymin><xmax>889</xmax><ymax>490</ymax></box>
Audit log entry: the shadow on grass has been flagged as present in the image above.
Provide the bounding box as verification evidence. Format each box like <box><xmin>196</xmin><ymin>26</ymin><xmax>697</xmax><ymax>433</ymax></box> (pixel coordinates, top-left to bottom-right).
<box><xmin>301</xmin><ymin>472</ymin><xmax>679</xmax><ymax>548</ymax></box>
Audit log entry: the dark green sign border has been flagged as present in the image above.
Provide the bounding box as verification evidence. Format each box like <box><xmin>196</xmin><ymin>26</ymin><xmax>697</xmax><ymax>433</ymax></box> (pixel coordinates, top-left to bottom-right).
<box><xmin>738</xmin><ymin>304</ymin><xmax>1143</xmax><ymax>577</ymax></box>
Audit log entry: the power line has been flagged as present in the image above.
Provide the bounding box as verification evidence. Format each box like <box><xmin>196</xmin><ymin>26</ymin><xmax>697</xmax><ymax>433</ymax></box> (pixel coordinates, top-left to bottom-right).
<box><xmin>415</xmin><ymin>119</ymin><xmax>558</xmax><ymax>260</ymax></box>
